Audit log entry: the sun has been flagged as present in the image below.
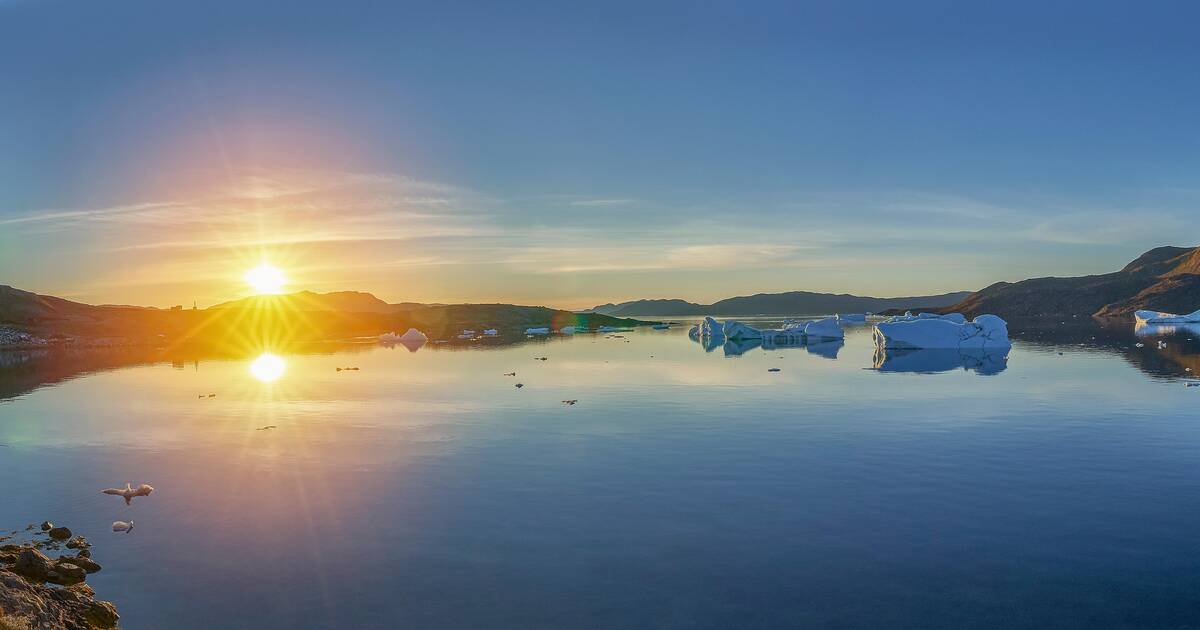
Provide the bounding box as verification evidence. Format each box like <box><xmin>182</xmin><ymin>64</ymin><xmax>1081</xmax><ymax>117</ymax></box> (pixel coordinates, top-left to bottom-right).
<box><xmin>249</xmin><ymin>352</ymin><xmax>287</xmax><ymax>383</ymax></box>
<box><xmin>245</xmin><ymin>264</ymin><xmax>286</xmax><ymax>295</ymax></box>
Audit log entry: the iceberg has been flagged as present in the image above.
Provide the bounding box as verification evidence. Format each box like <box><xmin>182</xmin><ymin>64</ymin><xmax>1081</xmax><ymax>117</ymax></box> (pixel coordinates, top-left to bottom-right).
<box><xmin>721</xmin><ymin>320</ymin><xmax>763</xmax><ymax>340</ymax></box>
<box><xmin>1135</xmin><ymin>309</ymin><xmax>1200</xmax><ymax>324</ymax></box>
<box><xmin>483</xmin><ymin>329</ymin><xmax>499</xmax><ymax>336</ymax></box>
<box><xmin>873</xmin><ymin>314</ymin><xmax>1011</xmax><ymax>350</ymax></box>
<box><xmin>525</xmin><ymin>327</ymin><xmax>550</xmax><ymax>335</ymax></box>
<box><xmin>380</xmin><ymin>328</ymin><xmax>428</xmax><ymax>352</ymax></box>
<box><xmin>652</xmin><ymin>323</ymin><xmax>670</xmax><ymax>330</ymax></box>
<box><xmin>688</xmin><ymin>324</ymin><xmax>700</xmax><ymax>339</ymax></box>
<box><xmin>698</xmin><ymin>316</ymin><xmax>726</xmax><ymax>339</ymax></box>
<box><xmin>398</xmin><ymin>328</ymin><xmax>427</xmax><ymax>342</ymax></box>
<box><xmin>559</xmin><ymin>326</ymin><xmax>576</xmax><ymax>334</ymax></box>
<box><xmin>836</xmin><ymin>313</ymin><xmax>867</xmax><ymax>323</ymax></box>
<box><xmin>884</xmin><ymin>312</ymin><xmax>967</xmax><ymax>324</ymax></box>
<box><xmin>803</xmin><ymin>317</ymin><xmax>844</xmax><ymax>340</ymax></box>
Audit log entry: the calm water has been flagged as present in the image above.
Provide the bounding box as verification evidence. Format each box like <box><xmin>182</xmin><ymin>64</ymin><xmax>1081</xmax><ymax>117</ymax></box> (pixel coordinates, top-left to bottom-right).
<box><xmin>2</xmin><ymin>319</ymin><xmax>1200</xmax><ymax>629</ymax></box>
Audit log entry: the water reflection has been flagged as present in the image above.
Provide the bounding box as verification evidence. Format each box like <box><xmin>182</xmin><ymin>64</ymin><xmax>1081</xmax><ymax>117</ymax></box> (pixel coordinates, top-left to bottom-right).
<box><xmin>873</xmin><ymin>346</ymin><xmax>1009</xmax><ymax>375</ymax></box>
<box><xmin>1134</xmin><ymin>322</ymin><xmax>1200</xmax><ymax>337</ymax></box>
<box><xmin>249</xmin><ymin>353</ymin><xmax>287</xmax><ymax>383</ymax></box>
<box><xmin>804</xmin><ymin>339</ymin><xmax>843</xmax><ymax>360</ymax></box>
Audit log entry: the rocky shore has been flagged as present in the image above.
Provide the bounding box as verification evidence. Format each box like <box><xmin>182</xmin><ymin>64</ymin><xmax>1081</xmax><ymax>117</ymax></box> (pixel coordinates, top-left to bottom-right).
<box><xmin>0</xmin><ymin>523</ymin><xmax>118</xmax><ymax>629</ymax></box>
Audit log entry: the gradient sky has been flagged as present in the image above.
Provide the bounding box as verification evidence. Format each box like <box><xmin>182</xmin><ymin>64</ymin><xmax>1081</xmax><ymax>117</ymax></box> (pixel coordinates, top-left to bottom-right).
<box><xmin>3</xmin><ymin>0</ymin><xmax>1200</xmax><ymax>309</ymax></box>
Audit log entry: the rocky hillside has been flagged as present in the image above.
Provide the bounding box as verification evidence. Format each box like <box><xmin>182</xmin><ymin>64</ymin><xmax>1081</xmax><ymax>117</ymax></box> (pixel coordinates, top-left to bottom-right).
<box><xmin>946</xmin><ymin>246</ymin><xmax>1200</xmax><ymax>319</ymax></box>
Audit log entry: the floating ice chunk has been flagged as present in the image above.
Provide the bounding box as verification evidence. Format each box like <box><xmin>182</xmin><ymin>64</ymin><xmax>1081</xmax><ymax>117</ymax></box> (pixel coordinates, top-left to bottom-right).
<box><xmin>873</xmin><ymin>314</ymin><xmax>1011</xmax><ymax>350</ymax></box>
<box><xmin>721</xmin><ymin>320</ymin><xmax>763</xmax><ymax>340</ymax></box>
<box><xmin>483</xmin><ymin>329</ymin><xmax>498</xmax><ymax>336</ymax></box>
<box><xmin>836</xmin><ymin>313</ymin><xmax>867</xmax><ymax>323</ymax></box>
<box><xmin>525</xmin><ymin>327</ymin><xmax>550</xmax><ymax>335</ymax></box>
<box><xmin>399</xmin><ymin>328</ymin><xmax>428</xmax><ymax>342</ymax></box>
<box><xmin>1135</xmin><ymin>309</ymin><xmax>1200</xmax><ymax>324</ymax></box>
<box><xmin>688</xmin><ymin>324</ymin><xmax>700</xmax><ymax>339</ymax></box>
<box><xmin>803</xmin><ymin>317</ymin><xmax>844</xmax><ymax>340</ymax></box>
<box><xmin>559</xmin><ymin>326</ymin><xmax>575</xmax><ymax>334</ymax></box>
<box><xmin>697</xmin><ymin>317</ymin><xmax>726</xmax><ymax>339</ymax></box>
<box><xmin>652</xmin><ymin>323</ymin><xmax>670</xmax><ymax>330</ymax></box>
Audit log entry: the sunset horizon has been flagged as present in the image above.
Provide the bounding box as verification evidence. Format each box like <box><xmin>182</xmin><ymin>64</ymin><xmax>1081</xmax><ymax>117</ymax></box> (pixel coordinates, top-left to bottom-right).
<box><xmin>5</xmin><ymin>2</ymin><xmax>1200</xmax><ymax>629</ymax></box>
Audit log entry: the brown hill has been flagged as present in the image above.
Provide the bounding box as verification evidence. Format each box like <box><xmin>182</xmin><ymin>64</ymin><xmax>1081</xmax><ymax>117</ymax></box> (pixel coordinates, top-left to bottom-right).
<box><xmin>944</xmin><ymin>246</ymin><xmax>1200</xmax><ymax>319</ymax></box>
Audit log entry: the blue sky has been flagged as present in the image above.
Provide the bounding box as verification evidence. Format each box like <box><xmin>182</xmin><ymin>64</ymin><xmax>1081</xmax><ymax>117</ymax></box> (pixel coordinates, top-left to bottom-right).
<box><xmin>2</xmin><ymin>0</ymin><xmax>1200</xmax><ymax>308</ymax></box>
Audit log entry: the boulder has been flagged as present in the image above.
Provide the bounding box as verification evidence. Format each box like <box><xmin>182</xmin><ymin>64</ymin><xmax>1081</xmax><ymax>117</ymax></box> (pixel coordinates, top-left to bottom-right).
<box><xmin>46</xmin><ymin>562</ymin><xmax>86</xmax><ymax>585</ymax></box>
<box><xmin>47</xmin><ymin>527</ymin><xmax>71</xmax><ymax>541</ymax></box>
<box><xmin>13</xmin><ymin>549</ymin><xmax>53</xmax><ymax>580</ymax></box>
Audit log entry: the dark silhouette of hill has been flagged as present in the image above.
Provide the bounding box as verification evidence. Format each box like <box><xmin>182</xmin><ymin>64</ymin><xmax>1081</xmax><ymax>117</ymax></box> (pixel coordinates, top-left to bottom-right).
<box><xmin>943</xmin><ymin>246</ymin><xmax>1200</xmax><ymax>319</ymax></box>
<box><xmin>587</xmin><ymin>291</ymin><xmax>971</xmax><ymax>316</ymax></box>
<box><xmin>0</xmin><ymin>286</ymin><xmax>651</xmax><ymax>347</ymax></box>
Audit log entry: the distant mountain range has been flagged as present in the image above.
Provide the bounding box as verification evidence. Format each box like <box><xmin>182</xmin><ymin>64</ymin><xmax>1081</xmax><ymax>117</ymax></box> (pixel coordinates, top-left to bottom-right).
<box><xmin>0</xmin><ymin>286</ymin><xmax>649</xmax><ymax>346</ymax></box>
<box><xmin>586</xmin><ymin>291</ymin><xmax>973</xmax><ymax>317</ymax></box>
<box><xmin>945</xmin><ymin>245</ymin><xmax>1200</xmax><ymax>319</ymax></box>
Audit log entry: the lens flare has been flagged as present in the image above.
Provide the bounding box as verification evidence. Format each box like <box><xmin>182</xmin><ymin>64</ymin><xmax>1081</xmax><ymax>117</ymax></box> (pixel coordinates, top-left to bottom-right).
<box><xmin>249</xmin><ymin>352</ymin><xmax>287</xmax><ymax>383</ymax></box>
<box><xmin>245</xmin><ymin>264</ymin><xmax>286</xmax><ymax>295</ymax></box>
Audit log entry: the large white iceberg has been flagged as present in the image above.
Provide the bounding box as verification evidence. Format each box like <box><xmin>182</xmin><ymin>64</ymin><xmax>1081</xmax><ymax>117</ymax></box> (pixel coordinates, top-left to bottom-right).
<box><xmin>722</xmin><ymin>320</ymin><xmax>763</xmax><ymax>340</ymax></box>
<box><xmin>803</xmin><ymin>317</ymin><xmax>844</xmax><ymax>340</ymax></box>
<box><xmin>873</xmin><ymin>314</ymin><xmax>1010</xmax><ymax>350</ymax></box>
<box><xmin>1135</xmin><ymin>309</ymin><xmax>1200</xmax><ymax>324</ymax></box>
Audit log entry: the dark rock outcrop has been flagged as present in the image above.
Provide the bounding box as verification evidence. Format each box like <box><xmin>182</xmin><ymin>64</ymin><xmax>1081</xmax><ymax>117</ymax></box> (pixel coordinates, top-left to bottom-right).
<box><xmin>0</xmin><ymin>570</ymin><xmax>118</xmax><ymax>629</ymax></box>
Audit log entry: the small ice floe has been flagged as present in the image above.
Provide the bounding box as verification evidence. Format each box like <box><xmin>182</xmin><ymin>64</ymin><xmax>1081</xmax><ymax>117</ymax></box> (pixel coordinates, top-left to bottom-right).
<box><xmin>836</xmin><ymin>313</ymin><xmax>867</xmax><ymax>323</ymax></box>
<box><xmin>483</xmin><ymin>329</ymin><xmax>499</xmax><ymax>336</ymax></box>
<box><xmin>101</xmin><ymin>483</ymin><xmax>154</xmax><ymax>505</ymax></box>
<box><xmin>562</xmin><ymin>399</ymin><xmax>578</xmax><ymax>405</ymax></box>
<box><xmin>1158</xmin><ymin>341</ymin><xmax>1168</xmax><ymax>349</ymax></box>
<box><xmin>457</xmin><ymin>329</ymin><xmax>476</xmax><ymax>339</ymax></box>
<box><xmin>1186</xmin><ymin>382</ymin><xmax>1200</xmax><ymax>387</ymax></box>
<box><xmin>652</xmin><ymin>323</ymin><xmax>670</xmax><ymax>329</ymax></box>
<box><xmin>1135</xmin><ymin>309</ymin><xmax>1200</xmax><ymax>325</ymax></box>
<box><xmin>111</xmin><ymin>521</ymin><xmax>133</xmax><ymax>534</ymax></box>
<box><xmin>1135</xmin><ymin>343</ymin><xmax>1145</xmax><ymax>348</ymax></box>
<box><xmin>559</xmin><ymin>326</ymin><xmax>575</xmax><ymax>334</ymax></box>
<box><xmin>872</xmin><ymin>314</ymin><xmax>1010</xmax><ymax>350</ymax></box>
<box><xmin>525</xmin><ymin>327</ymin><xmax>550</xmax><ymax>335</ymax></box>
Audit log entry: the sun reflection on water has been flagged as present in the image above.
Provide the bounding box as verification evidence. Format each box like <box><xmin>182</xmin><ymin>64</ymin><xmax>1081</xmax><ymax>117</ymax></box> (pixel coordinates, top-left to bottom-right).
<box><xmin>249</xmin><ymin>353</ymin><xmax>287</xmax><ymax>383</ymax></box>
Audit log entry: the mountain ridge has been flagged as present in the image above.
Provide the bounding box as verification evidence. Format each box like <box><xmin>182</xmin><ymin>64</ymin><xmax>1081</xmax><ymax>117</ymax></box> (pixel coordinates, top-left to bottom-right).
<box><xmin>586</xmin><ymin>291</ymin><xmax>972</xmax><ymax>317</ymax></box>
<box><xmin>944</xmin><ymin>245</ymin><xmax>1200</xmax><ymax>319</ymax></box>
